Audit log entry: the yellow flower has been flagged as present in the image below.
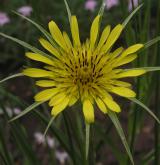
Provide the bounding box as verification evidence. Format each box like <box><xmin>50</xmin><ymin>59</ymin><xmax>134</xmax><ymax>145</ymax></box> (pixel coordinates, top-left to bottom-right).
<box><xmin>23</xmin><ymin>15</ymin><xmax>146</xmax><ymax>123</ymax></box>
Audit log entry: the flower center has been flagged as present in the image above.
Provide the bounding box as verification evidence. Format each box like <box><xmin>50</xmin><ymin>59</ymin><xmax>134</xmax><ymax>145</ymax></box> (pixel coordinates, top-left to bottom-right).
<box><xmin>64</xmin><ymin>46</ymin><xmax>105</xmax><ymax>87</ymax></box>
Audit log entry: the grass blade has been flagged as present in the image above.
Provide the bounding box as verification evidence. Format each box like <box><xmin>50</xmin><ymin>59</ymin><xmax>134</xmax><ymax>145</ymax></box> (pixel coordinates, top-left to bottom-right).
<box><xmin>9</xmin><ymin>102</ymin><xmax>43</xmax><ymax>122</ymax></box>
<box><xmin>108</xmin><ymin>111</ymin><xmax>134</xmax><ymax>165</ymax></box>
<box><xmin>63</xmin><ymin>0</ymin><xmax>72</xmax><ymax>23</ymax></box>
<box><xmin>122</xmin><ymin>4</ymin><xmax>143</xmax><ymax>28</ymax></box>
<box><xmin>0</xmin><ymin>73</ymin><xmax>23</xmax><ymax>83</ymax></box>
<box><xmin>144</xmin><ymin>36</ymin><xmax>160</xmax><ymax>49</ymax></box>
<box><xmin>0</xmin><ymin>33</ymin><xmax>52</xmax><ymax>59</ymax></box>
<box><xmin>43</xmin><ymin>116</ymin><xmax>55</xmax><ymax>136</ymax></box>
<box><xmin>12</xmin><ymin>11</ymin><xmax>58</xmax><ymax>48</ymax></box>
<box><xmin>129</xmin><ymin>98</ymin><xmax>160</xmax><ymax>124</ymax></box>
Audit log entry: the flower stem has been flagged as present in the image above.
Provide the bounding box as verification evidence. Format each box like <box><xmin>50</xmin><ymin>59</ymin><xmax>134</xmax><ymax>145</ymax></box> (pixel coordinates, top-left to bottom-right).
<box><xmin>85</xmin><ymin>123</ymin><xmax>90</xmax><ymax>161</ymax></box>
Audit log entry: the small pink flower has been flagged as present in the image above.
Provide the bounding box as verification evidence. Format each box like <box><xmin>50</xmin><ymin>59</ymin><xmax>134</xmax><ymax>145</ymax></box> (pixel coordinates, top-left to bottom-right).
<box><xmin>46</xmin><ymin>136</ymin><xmax>55</xmax><ymax>148</ymax></box>
<box><xmin>17</xmin><ymin>6</ymin><xmax>32</xmax><ymax>16</ymax></box>
<box><xmin>55</xmin><ymin>151</ymin><xmax>68</xmax><ymax>164</ymax></box>
<box><xmin>34</xmin><ymin>132</ymin><xmax>45</xmax><ymax>144</ymax></box>
<box><xmin>128</xmin><ymin>0</ymin><xmax>139</xmax><ymax>11</ymax></box>
<box><xmin>0</xmin><ymin>12</ymin><xmax>10</xmax><ymax>26</ymax></box>
<box><xmin>14</xmin><ymin>107</ymin><xmax>21</xmax><ymax>115</ymax></box>
<box><xmin>85</xmin><ymin>0</ymin><xmax>97</xmax><ymax>12</ymax></box>
<box><xmin>105</xmin><ymin>0</ymin><xmax>119</xmax><ymax>9</ymax></box>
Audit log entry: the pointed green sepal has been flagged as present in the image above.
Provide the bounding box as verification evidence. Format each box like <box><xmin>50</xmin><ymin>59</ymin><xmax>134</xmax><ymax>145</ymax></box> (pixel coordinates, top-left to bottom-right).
<box><xmin>63</xmin><ymin>0</ymin><xmax>72</xmax><ymax>23</ymax></box>
<box><xmin>9</xmin><ymin>101</ymin><xmax>43</xmax><ymax>122</ymax></box>
<box><xmin>125</xmin><ymin>67</ymin><xmax>160</xmax><ymax>72</ymax></box>
<box><xmin>0</xmin><ymin>73</ymin><xmax>23</xmax><ymax>83</ymax></box>
<box><xmin>108</xmin><ymin>111</ymin><xmax>134</xmax><ymax>165</ymax></box>
<box><xmin>129</xmin><ymin>98</ymin><xmax>160</xmax><ymax>124</ymax></box>
<box><xmin>43</xmin><ymin>116</ymin><xmax>55</xmax><ymax>136</ymax></box>
<box><xmin>122</xmin><ymin>4</ymin><xmax>143</xmax><ymax>28</ymax></box>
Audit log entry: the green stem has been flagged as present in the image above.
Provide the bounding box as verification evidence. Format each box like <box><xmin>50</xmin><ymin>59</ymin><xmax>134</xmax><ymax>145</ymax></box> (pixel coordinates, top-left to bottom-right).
<box><xmin>85</xmin><ymin>123</ymin><xmax>90</xmax><ymax>162</ymax></box>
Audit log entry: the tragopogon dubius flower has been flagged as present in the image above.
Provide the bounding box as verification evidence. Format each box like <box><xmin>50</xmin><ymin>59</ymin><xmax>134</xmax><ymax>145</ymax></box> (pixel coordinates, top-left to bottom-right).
<box><xmin>23</xmin><ymin>15</ymin><xmax>146</xmax><ymax>123</ymax></box>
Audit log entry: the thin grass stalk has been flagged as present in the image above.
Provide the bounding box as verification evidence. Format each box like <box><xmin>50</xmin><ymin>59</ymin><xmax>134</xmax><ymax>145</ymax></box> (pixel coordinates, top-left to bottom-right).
<box><xmin>65</xmin><ymin>109</ymin><xmax>85</xmax><ymax>163</ymax></box>
<box><xmin>68</xmin><ymin>107</ymin><xmax>87</xmax><ymax>164</ymax></box>
<box><xmin>129</xmin><ymin>0</ymin><xmax>151</xmax><ymax>143</ymax></box>
<box><xmin>63</xmin><ymin>112</ymin><xmax>81</xmax><ymax>165</ymax></box>
<box><xmin>127</xmin><ymin>1</ymin><xmax>151</xmax><ymax>164</ymax></box>
<box><xmin>119</xmin><ymin>0</ymin><xmax>136</xmax><ymax>45</ymax></box>
<box><xmin>154</xmin><ymin>0</ymin><xmax>160</xmax><ymax>164</ymax></box>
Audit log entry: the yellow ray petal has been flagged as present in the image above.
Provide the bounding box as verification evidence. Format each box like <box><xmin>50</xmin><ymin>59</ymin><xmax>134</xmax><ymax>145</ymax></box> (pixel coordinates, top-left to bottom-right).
<box><xmin>26</xmin><ymin>52</ymin><xmax>54</xmax><ymax>65</ymax></box>
<box><xmin>95</xmin><ymin>98</ymin><xmax>108</xmax><ymax>114</ymax></box>
<box><xmin>116</xmin><ymin>69</ymin><xmax>146</xmax><ymax>78</ymax></box>
<box><xmin>48</xmin><ymin>21</ymin><xmax>67</xmax><ymax>50</ymax></box>
<box><xmin>102</xmin><ymin>24</ymin><xmax>123</xmax><ymax>53</ymax></box>
<box><xmin>90</xmin><ymin>15</ymin><xmax>100</xmax><ymax>49</ymax></box>
<box><xmin>23</xmin><ymin>68</ymin><xmax>54</xmax><ymax>77</ymax></box>
<box><xmin>110</xmin><ymin>87</ymin><xmax>136</xmax><ymax>98</ymax></box>
<box><xmin>110</xmin><ymin>80</ymin><xmax>132</xmax><ymax>87</ymax></box>
<box><xmin>121</xmin><ymin>44</ymin><xmax>143</xmax><ymax>57</ymax></box>
<box><xmin>39</xmin><ymin>38</ymin><xmax>61</xmax><ymax>58</ymax></box>
<box><xmin>113</xmin><ymin>54</ymin><xmax>137</xmax><ymax>67</ymax></box>
<box><xmin>92</xmin><ymin>84</ymin><xmax>113</xmax><ymax>100</ymax></box>
<box><xmin>71</xmin><ymin>16</ymin><xmax>81</xmax><ymax>46</ymax></box>
<box><xmin>68</xmin><ymin>96</ymin><xmax>78</xmax><ymax>106</ymax></box>
<box><xmin>83</xmin><ymin>99</ymin><xmax>94</xmax><ymax>123</ymax></box>
<box><xmin>63</xmin><ymin>32</ymin><xmax>72</xmax><ymax>48</ymax></box>
<box><xmin>34</xmin><ymin>88</ymin><xmax>59</xmax><ymax>102</ymax></box>
<box><xmin>103</xmin><ymin>97</ymin><xmax>121</xmax><ymax>112</ymax></box>
<box><xmin>49</xmin><ymin>92</ymin><xmax>66</xmax><ymax>106</ymax></box>
<box><xmin>36</xmin><ymin>80</ymin><xmax>55</xmax><ymax>87</ymax></box>
<box><xmin>97</xmin><ymin>25</ymin><xmax>111</xmax><ymax>50</ymax></box>
<box><xmin>109</xmin><ymin>47</ymin><xmax>124</xmax><ymax>60</ymax></box>
<box><xmin>51</xmin><ymin>97</ymin><xmax>70</xmax><ymax>116</ymax></box>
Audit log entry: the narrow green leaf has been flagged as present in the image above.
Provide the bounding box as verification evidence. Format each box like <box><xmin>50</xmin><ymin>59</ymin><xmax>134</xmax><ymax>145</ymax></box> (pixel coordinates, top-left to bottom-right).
<box><xmin>0</xmin><ymin>73</ymin><xmax>23</xmax><ymax>83</ymax></box>
<box><xmin>9</xmin><ymin>101</ymin><xmax>43</xmax><ymax>122</ymax></box>
<box><xmin>108</xmin><ymin>111</ymin><xmax>134</xmax><ymax>165</ymax></box>
<box><xmin>85</xmin><ymin>123</ymin><xmax>90</xmax><ymax>160</ymax></box>
<box><xmin>124</xmin><ymin>67</ymin><xmax>160</xmax><ymax>72</ymax></box>
<box><xmin>43</xmin><ymin>116</ymin><xmax>55</xmax><ymax>136</ymax></box>
<box><xmin>96</xmin><ymin>0</ymin><xmax>106</xmax><ymax>47</ymax></box>
<box><xmin>12</xmin><ymin>11</ymin><xmax>58</xmax><ymax>48</ymax></box>
<box><xmin>144</xmin><ymin>36</ymin><xmax>160</xmax><ymax>49</ymax></box>
<box><xmin>122</xmin><ymin>4</ymin><xmax>143</xmax><ymax>28</ymax></box>
<box><xmin>129</xmin><ymin>98</ymin><xmax>160</xmax><ymax>124</ymax></box>
<box><xmin>0</xmin><ymin>33</ymin><xmax>53</xmax><ymax>59</ymax></box>
<box><xmin>98</xmin><ymin>0</ymin><xmax>106</xmax><ymax>16</ymax></box>
<box><xmin>63</xmin><ymin>0</ymin><xmax>72</xmax><ymax>23</ymax></box>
